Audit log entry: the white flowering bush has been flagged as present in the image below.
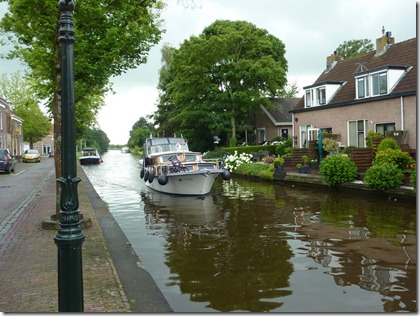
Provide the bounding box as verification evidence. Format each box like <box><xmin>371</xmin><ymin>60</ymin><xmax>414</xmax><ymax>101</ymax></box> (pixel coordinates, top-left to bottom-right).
<box><xmin>223</xmin><ymin>151</ymin><xmax>253</xmax><ymax>171</ymax></box>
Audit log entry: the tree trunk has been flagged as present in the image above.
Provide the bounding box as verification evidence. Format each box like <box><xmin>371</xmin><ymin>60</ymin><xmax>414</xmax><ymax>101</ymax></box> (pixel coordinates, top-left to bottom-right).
<box><xmin>230</xmin><ymin>110</ymin><xmax>236</xmax><ymax>143</ymax></box>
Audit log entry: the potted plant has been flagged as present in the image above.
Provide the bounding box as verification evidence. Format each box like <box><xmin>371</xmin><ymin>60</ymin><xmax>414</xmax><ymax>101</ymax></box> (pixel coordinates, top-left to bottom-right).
<box><xmin>273</xmin><ymin>157</ymin><xmax>285</xmax><ymax>171</ymax></box>
<box><xmin>296</xmin><ymin>163</ymin><xmax>303</xmax><ymax>173</ymax></box>
<box><xmin>273</xmin><ymin>157</ymin><xmax>286</xmax><ymax>180</ymax></box>
<box><xmin>301</xmin><ymin>155</ymin><xmax>310</xmax><ymax>173</ymax></box>
<box><xmin>309</xmin><ymin>158</ymin><xmax>318</xmax><ymax>169</ymax></box>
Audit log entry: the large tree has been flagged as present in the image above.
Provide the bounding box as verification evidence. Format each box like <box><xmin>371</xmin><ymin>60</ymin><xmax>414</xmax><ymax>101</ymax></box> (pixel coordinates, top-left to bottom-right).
<box><xmin>335</xmin><ymin>39</ymin><xmax>374</xmax><ymax>60</ymax></box>
<box><xmin>0</xmin><ymin>0</ymin><xmax>164</xmax><ymax>211</ymax></box>
<box><xmin>159</xmin><ymin>20</ymin><xmax>288</xmax><ymax>150</ymax></box>
<box><xmin>0</xmin><ymin>72</ymin><xmax>51</xmax><ymax>148</ymax></box>
<box><xmin>127</xmin><ymin>116</ymin><xmax>155</xmax><ymax>150</ymax></box>
<box><xmin>82</xmin><ymin>128</ymin><xmax>110</xmax><ymax>154</ymax></box>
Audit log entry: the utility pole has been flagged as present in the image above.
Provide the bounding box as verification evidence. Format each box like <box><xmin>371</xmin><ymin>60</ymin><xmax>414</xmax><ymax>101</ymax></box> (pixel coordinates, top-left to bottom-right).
<box><xmin>54</xmin><ymin>0</ymin><xmax>85</xmax><ymax>312</ymax></box>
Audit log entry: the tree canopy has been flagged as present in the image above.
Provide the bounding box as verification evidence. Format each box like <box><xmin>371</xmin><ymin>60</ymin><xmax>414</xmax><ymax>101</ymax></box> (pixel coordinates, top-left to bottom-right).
<box><xmin>0</xmin><ymin>0</ymin><xmax>165</xmax><ymax>181</ymax></box>
<box><xmin>0</xmin><ymin>72</ymin><xmax>51</xmax><ymax>147</ymax></box>
<box><xmin>82</xmin><ymin>128</ymin><xmax>110</xmax><ymax>154</ymax></box>
<box><xmin>155</xmin><ymin>20</ymin><xmax>288</xmax><ymax>151</ymax></box>
<box><xmin>127</xmin><ymin>116</ymin><xmax>155</xmax><ymax>151</ymax></box>
<box><xmin>335</xmin><ymin>39</ymin><xmax>374</xmax><ymax>60</ymax></box>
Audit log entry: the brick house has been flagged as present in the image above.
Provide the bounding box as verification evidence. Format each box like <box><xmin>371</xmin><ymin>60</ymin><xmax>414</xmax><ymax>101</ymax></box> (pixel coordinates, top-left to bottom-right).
<box><xmin>0</xmin><ymin>96</ymin><xmax>24</xmax><ymax>157</ymax></box>
<box><xmin>251</xmin><ymin>97</ymin><xmax>299</xmax><ymax>144</ymax></box>
<box><xmin>290</xmin><ymin>32</ymin><xmax>416</xmax><ymax>154</ymax></box>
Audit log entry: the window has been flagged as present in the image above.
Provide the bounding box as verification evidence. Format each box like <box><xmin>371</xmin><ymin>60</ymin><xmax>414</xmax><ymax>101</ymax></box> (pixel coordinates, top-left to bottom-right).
<box><xmin>372</xmin><ymin>72</ymin><xmax>387</xmax><ymax>96</ymax></box>
<box><xmin>304</xmin><ymin>82</ymin><xmax>343</xmax><ymax>107</ymax></box>
<box><xmin>357</xmin><ymin>77</ymin><xmax>370</xmax><ymax>98</ymax></box>
<box><xmin>348</xmin><ymin>120</ymin><xmax>368</xmax><ymax>148</ymax></box>
<box><xmin>299</xmin><ymin>124</ymin><xmax>314</xmax><ymax>148</ymax></box>
<box><xmin>376</xmin><ymin>122</ymin><xmax>395</xmax><ymax>136</ymax></box>
<box><xmin>281</xmin><ymin>128</ymin><xmax>288</xmax><ymax>138</ymax></box>
<box><xmin>354</xmin><ymin>66</ymin><xmax>408</xmax><ymax>99</ymax></box>
<box><xmin>256</xmin><ymin>128</ymin><xmax>266</xmax><ymax>144</ymax></box>
<box><xmin>305</xmin><ymin>90</ymin><xmax>312</xmax><ymax>107</ymax></box>
<box><xmin>316</xmin><ymin>87</ymin><xmax>326</xmax><ymax>105</ymax></box>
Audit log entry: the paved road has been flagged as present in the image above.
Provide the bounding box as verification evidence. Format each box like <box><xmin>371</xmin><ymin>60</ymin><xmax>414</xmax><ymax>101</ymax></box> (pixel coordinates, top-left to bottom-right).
<box><xmin>0</xmin><ymin>157</ymin><xmax>55</xmax><ymax>231</ymax></box>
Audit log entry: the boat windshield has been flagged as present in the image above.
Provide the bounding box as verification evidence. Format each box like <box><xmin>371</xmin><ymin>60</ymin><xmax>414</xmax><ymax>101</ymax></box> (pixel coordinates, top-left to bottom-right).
<box><xmin>149</xmin><ymin>137</ymin><xmax>189</xmax><ymax>154</ymax></box>
<box><xmin>82</xmin><ymin>149</ymin><xmax>97</xmax><ymax>156</ymax></box>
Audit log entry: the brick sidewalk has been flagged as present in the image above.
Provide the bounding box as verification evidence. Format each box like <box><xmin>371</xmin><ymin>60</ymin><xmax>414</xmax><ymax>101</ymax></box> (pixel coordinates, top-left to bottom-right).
<box><xmin>0</xmin><ymin>170</ymin><xmax>130</xmax><ymax>312</ymax></box>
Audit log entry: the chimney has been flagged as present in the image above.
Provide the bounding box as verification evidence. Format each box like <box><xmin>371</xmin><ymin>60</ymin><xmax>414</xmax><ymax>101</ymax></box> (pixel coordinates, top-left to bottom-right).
<box><xmin>326</xmin><ymin>50</ymin><xmax>340</xmax><ymax>72</ymax></box>
<box><xmin>376</xmin><ymin>27</ymin><xmax>395</xmax><ymax>55</ymax></box>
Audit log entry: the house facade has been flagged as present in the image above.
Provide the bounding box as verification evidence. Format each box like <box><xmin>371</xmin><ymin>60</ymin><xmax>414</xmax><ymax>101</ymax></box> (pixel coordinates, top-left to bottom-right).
<box><xmin>253</xmin><ymin>97</ymin><xmax>299</xmax><ymax>144</ymax></box>
<box><xmin>31</xmin><ymin>124</ymin><xmax>54</xmax><ymax>156</ymax></box>
<box><xmin>290</xmin><ymin>32</ymin><xmax>416</xmax><ymax>152</ymax></box>
<box><xmin>0</xmin><ymin>96</ymin><xmax>24</xmax><ymax>157</ymax></box>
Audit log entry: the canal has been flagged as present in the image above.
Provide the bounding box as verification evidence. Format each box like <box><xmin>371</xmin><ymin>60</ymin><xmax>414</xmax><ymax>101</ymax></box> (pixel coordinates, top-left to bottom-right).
<box><xmin>82</xmin><ymin>150</ymin><xmax>416</xmax><ymax>312</ymax></box>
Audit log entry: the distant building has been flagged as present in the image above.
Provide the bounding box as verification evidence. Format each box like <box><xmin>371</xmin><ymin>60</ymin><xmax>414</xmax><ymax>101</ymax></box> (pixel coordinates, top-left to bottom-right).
<box><xmin>0</xmin><ymin>96</ymin><xmax>24</xmax><ymax>157</ymax></box>
<box><xmin>31</xmin><ymin>124</ymin><xmax>54</xmax><ymax>156</ymax></box>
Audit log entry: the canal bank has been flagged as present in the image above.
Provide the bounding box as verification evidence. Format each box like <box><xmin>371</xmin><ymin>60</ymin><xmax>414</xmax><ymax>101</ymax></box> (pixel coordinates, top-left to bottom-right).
<box><xmin>234</xmin><ymin>167</ymin><xmax>416</xmax><ymax>204</ymax></box>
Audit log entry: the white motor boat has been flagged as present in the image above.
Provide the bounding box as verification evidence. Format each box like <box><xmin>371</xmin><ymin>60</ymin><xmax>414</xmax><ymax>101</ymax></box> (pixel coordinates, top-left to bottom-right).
<box><xmin>140</xmin><ymin>136</ymin><xmax>230</xmax><ymax>196</ymax></box>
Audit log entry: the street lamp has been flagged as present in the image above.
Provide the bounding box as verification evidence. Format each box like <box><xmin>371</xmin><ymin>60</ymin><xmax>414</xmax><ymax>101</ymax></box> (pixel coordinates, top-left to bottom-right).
<box><xmin>54</xmin><ymin>0</ymin><xmax>85</xmax><ymax>312</ymax></box>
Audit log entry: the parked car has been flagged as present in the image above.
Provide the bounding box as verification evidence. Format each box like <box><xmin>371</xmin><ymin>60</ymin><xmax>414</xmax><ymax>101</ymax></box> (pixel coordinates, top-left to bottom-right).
<box><xmin>0</xmin><ymin>148</ymin><xmax>16</xmax><ymax>174</ymax></box>
<box><xmin>22</xmin><ymin>149</ymin><xmax>41</xmax><ymax>163</ymax></box>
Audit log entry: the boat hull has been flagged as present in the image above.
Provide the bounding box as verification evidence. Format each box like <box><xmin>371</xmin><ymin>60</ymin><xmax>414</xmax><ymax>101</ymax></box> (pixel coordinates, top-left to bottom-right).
<box><xmin>79</xmin><ymin>157</ymin><xmax>101</xmax><ymax>165</ymax></box>
<box><xmin>145</xmin><ymin>170</ymin><xmax>222</xmax><ymax>195</ymax></box>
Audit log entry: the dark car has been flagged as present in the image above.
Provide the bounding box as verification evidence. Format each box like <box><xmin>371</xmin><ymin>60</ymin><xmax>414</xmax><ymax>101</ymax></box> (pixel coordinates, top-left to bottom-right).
<box><xmin>0</xmin><ymin>148</ymin><xmax>16</xmax><ymax>174</ymax></box>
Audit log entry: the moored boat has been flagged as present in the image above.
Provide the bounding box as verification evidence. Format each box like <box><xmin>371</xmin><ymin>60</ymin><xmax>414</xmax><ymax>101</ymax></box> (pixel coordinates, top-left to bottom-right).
<box><xmin>140</xmin><ymin>136</ymin><xmax>230</xmax><ymax>195</ymax></box>
<box><xmin>121</xmin><ymin>146</ymin><xmax>130</xmax><ymax>153</ymax></box>
<box><xmin>79</xmin><ymin>147</ymin><xmax>102</xmax><ymax>165</ymax></box>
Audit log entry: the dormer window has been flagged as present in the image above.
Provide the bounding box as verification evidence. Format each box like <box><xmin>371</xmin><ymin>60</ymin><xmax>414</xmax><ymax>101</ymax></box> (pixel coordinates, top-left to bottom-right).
<box><xmin>355</xmin><ymin>66</ymin><xmax>408</xmax><ymax>99</ymax></box>
<box><xmin>316</xmin><ymin>87</ymin><xmax>326</xmax><ymax>105</ymax></box>
<box><xmin>303</xmin><ymin>81</ymin><xmax>344</xmax><ymax>108</ymax></box>
<box><xmin>305</xmin><ymin>90</ymin><xmax>312</xmax><ymax>107</ymax></box>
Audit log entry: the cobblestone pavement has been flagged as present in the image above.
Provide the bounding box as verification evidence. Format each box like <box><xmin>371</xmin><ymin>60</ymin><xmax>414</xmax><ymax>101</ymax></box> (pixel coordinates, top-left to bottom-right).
<box><xmin>0</xmin><ymin>169</ymin><xmax>131</xmax><ymax>312</ymax></box>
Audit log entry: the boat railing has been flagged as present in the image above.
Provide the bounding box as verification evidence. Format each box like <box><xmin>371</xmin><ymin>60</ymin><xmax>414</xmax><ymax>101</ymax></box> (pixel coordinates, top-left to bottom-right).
<box><xmin>202</xmin><ymin>158</ymin><xmax>224</xmax><ymax>168</ymax></box>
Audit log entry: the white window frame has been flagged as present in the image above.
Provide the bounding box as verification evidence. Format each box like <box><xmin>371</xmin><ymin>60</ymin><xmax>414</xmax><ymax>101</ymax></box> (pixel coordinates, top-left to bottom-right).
<box><xmin>305</xmin><ymin>90</ymin><xmax>312</xmax><ymax>107</ymax></box>
<box><xmin>316</xmin><ymin>87</ymin><xmax>326</xmax><ymax>105</ymax></box>
<box><xmin>299</xmin><ymin>124</ymin><xmax>314</xmax><ymax>148</ymax></box>
<box><xmin>348</xmin><ymin>119</ymin><xmax>368</xmax><ymax>148</ymax></box>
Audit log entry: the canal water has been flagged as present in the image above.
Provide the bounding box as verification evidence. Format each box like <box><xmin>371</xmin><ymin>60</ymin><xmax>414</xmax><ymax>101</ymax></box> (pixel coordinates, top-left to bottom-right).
<box><xmin>82</xmin><ymin>150</ymin><xmax>416</xmax><ymax>313</ymax></box>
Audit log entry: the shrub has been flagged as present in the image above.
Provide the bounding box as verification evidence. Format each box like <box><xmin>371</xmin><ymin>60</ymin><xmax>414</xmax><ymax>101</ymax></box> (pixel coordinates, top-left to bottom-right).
<box><xmin>263</xmin><ymin>155</ymin><xmax>275</xmax><ymax>164</ymax></box>
<box><xmin>322</xmin><ymin>137</ymin><xmax>340</xmax><ymax>154</ymax></box>
<box><xmin>342</xmin><ymin>146</ymin><xmax>356</xmax><ymax>156</ymax></box>
<box><xmin>319</xmin><ymin>154</ymin><xmax>358</xmax><ymax>187</ymax></box>
<box><xmin>363</xmin><ymin>162</ymin><xmax>404</xmax><ymax>190</ymax></box>
<box><xmin>235</xmin><ymin>162</ymin><xmax>271</xmax><ymax>177</ymax></box>
<box><xmin>203</xmin><ymin>148</ymin><xmax>225</xmax><ymax>159</ymax></box>
<box><xmin>374</xmin><ymin>148</ymin><xmax>414</xmax><ymax>170</ymax></box>
<box><xmin>273</xmin><ymin>157</ymin><xmax>284</xmax><ymax>168</ymax></box>
<box><xmin>224</xmin><ymin>151</ymin><xmax>253</xmax><ymax>171</ymax></box>
<box><xmin>377</xmin><ymin>137</ymin><xmax>399</xmax><ymax>151</ymax></box>
<box><xmin>365</xmin><ymin>130</ymin><xmax>383</xmax><ymax>147</ymax></box>
<box><xmin>274</xmin><ymin>137</ymin><xmax>293</xmax><ymax>156</ymax></box>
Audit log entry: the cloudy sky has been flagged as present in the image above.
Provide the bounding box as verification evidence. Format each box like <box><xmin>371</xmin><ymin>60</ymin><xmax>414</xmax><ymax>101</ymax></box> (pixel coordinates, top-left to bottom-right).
<box><xmin>0</xmin><ymin>0</ymin><xmax>417</xmax><ymax>144</ymax></box>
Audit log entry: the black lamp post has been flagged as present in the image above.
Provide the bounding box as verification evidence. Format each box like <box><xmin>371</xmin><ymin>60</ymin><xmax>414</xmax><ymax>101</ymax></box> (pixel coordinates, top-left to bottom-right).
<box><xmin>54</xmin><ymin>0</ymin><xmax>85</xmax><ymax>312</ymax></box>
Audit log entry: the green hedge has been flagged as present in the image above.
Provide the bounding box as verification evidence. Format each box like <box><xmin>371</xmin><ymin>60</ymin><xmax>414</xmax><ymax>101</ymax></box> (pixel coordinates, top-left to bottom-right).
<box><xmin>222</xmin><ymin>145</ymin><xmax>277</xmax><ymax>155</ymax></box>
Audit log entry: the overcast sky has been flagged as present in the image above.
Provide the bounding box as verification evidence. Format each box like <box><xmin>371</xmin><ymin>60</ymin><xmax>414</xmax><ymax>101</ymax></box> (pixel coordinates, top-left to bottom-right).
<box><xmin>0</xmin><ymin>0</ymin><xmax>417</xmax><ymax>144</ymax></box>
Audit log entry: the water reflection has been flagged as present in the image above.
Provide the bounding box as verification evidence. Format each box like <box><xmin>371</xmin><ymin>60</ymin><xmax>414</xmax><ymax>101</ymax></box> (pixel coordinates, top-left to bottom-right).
<box><xmin>141</xmin><ymin>177</ymin><xmax>416</xmax><ymax>312</ymax></box>
<box><xmin>142</xmin><ymin>187</ymin><xmax>294</xmax><ymax>312</ymax></box>
<box><xmin>84</xmin><ymin>151</ymin><xmax>416</xmax><ymax>312</ymax></box>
